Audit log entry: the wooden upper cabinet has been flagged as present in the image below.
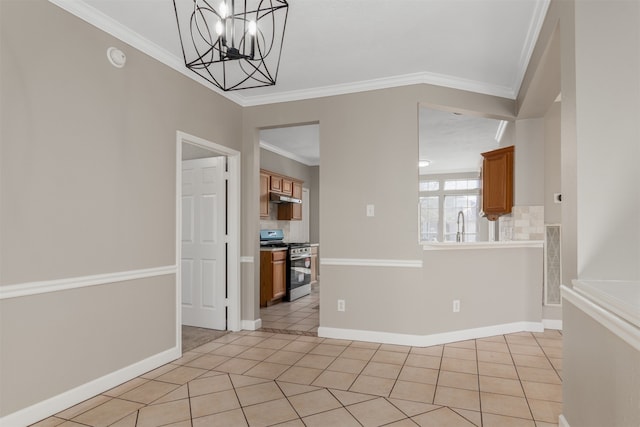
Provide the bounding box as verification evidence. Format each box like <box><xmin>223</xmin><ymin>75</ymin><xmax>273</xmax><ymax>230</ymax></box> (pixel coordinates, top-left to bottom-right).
<box><xmin>291</xmin><ymin>181</ymin><xmax>302</xmax><ymax>220</ymax></box>
<box><xmin>270</xmin><ymin>175</ymin><xmax>283</xmax><ymax>193</ymax></box>
<box><xmin>260</xmin><ymin>169</ymin><xmax>304</xmax><ymax>221</ymax></box>
<box><xmin>481</xmin><ymin>145</ymin><xmax>514</xmax><ymax>221</ymax></box>
<box><xmin>281</xmin><ymin>178</ymin><xmax>293</xmax><ymax>196</ymax></box>
<box><xmin>260</xmin><ymin>171</ymin><xmax>270</xmax><ymax>218</ymax></box>
<box><xmin>277</xmin><ymin>181</ymin><xmax>303</xmax><ymax>221</ymax></box>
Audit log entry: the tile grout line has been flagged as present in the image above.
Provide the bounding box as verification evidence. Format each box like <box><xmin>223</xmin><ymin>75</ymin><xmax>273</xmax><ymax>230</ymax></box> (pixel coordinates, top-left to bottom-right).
<box><xmin>534</xmin><ymin>331</ymin><xmax>563</xmax><ymax>380</ymax></box>
<box><xmin>506</xmin><ymin>332</ymin><xmax>538</xmax><ymax>423</ymax></box>
<box><xmin>474</xmin><ymin>338</ymin><xmax>483</xmax><ymax>427</ymax></box>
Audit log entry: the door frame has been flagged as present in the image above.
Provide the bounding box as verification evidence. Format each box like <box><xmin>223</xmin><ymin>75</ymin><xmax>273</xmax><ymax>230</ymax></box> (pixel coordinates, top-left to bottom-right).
<box><xmin>176</xmin><ymin>131</ymin><xmax>241</xmax><ymax>350</ymax></box>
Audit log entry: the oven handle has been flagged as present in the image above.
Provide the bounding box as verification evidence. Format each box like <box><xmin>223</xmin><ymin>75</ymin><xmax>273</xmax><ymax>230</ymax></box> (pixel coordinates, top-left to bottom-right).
<box><xmin>290</xmin><ymin>254</ymin><xmax>311</xmax><ymax>261</ymax></box>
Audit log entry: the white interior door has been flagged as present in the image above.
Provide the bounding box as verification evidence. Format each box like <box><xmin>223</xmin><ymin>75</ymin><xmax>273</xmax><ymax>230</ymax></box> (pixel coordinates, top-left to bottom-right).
<box><xmin>181</xmin><ymin>157</ymin><xmax>226</xmax><ymax>329</ymax></box>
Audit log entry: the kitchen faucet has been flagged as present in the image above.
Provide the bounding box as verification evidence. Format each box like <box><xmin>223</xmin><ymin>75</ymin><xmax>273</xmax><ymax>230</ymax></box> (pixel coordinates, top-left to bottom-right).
<box><xmin>456</xmin><ymin>210</ymin><xmax>465</xmax><ymax>242</ymax></box>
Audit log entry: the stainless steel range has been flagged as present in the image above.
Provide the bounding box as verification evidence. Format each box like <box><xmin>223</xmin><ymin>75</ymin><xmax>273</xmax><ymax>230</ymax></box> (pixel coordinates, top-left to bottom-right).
<box><xmin>260</xmin><ymin>230</ymin><xmax>312</xmax><ymax>302</ymax></box>
<box><xmin>286</xmin><ymin>243</ymin><xmax>312</xmax><ymax>301</ymax></box>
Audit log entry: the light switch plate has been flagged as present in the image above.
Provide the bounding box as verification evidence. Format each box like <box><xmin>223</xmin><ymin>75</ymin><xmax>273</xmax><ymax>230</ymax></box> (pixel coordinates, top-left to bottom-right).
<box><xmin>366</xmin><ymin>204</ymin><xmax>375</xmax><ymax>217</ymax></box>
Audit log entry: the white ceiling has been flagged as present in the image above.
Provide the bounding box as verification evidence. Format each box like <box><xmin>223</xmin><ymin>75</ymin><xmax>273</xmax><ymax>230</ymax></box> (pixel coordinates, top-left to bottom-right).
<box><xmin>419</xmin><ymin>107</ymin><xmax>504</xmax><ymax>175</ymax></box>
<box><xmin>50</xmin><ymin>0</ymin><xmax>548</xmax><ymax>165</ymax></box>
<box><xmin>260</xmin><ymin>124</ymin><xmax>320</xmax><ymax>166</ymax></box>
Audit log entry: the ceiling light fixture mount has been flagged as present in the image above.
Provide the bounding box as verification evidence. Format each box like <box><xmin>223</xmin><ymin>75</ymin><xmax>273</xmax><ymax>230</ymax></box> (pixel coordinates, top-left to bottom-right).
<box><xmin>173</xmin><ymin>0</ymin><xmax>289</xmax><ymax>91</ymax></box>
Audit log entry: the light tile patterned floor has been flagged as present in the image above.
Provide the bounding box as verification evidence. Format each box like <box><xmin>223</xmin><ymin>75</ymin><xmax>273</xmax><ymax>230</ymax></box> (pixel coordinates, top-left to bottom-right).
<box><xmin>32</xmin><ymin>327</ymin><xmax>562</xmax><ymax>426</ymax></box>
<box><xmin>259</xmin><ymin>283</ymin><xmax>320</xmax><ymax>335</ymax></box>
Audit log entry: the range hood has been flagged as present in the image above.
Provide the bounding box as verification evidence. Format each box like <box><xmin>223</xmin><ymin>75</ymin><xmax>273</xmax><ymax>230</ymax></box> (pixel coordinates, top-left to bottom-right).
<box><xmin>270</xmin><ymin>192</ymin><xmax>302</xmax><ymax>204</ymax></box>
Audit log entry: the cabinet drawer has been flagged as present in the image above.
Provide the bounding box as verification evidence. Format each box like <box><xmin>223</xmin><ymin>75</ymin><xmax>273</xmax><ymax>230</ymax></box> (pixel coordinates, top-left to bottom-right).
<box><xmin>272</xmin><ymin>250</ymin><xmax>287</xmax><ymax>261</ymax></box>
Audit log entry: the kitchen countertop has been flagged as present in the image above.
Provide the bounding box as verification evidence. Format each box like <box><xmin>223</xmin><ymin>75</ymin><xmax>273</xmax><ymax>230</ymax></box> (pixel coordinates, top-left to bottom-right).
<box><xmin>423</xmin><ymin>240</ymin><xmax>543</xmax><ymax>250</ymax></box>
<box><xmin>260</xmin><ymin>243</ymin><xmax>319</xmax><ymax>251</ymax></box>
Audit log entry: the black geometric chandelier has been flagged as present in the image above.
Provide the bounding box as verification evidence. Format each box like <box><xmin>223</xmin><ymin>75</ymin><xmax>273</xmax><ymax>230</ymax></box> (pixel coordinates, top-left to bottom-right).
<box><xmin>173</xmin><ymin>0</ymin><xmax>289</xmax><ymax>91</ymax></box>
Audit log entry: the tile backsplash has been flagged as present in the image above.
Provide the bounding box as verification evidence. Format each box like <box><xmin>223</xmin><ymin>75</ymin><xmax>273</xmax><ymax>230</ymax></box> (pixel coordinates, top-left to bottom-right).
<box><xmin>499</xmin><ymin>205</ymin><xmax>544</xmax><ymax>241</ymax></box>
<box><xmin>261</xmin><ymin>209</ymin><xmax>307</xmax><ymax>243</ymax></box>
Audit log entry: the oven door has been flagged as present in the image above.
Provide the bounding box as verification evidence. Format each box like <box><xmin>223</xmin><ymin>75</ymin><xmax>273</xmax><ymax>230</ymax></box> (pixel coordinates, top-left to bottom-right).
<box><xmin>285</xmin><ymin>253</ymin><xmax>311</xmax><ymax>301</ymax></box>
<box><xmin>289</xmin><ymin>253</ymin><xmax>312</xmax><ymax>289</ymax></box>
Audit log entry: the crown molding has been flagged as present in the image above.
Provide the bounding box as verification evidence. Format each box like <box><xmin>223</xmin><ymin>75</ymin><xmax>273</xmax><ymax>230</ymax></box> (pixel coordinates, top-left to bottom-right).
<box><xmin>259</xmin><ymin>141</ymin><xmax>318</xmax><ymax>166</ymax></box>
<box><xmin>511</xmin><ymin>0</ymin><xmax>551</xmax><ymax>99</ymax></box>
<box><xmin>49</xmin><ymin>0</ymin><xmax>538</xmax><ymax>108</ymax></box>
<box><xmin>238</xmin><ymin>71</ymin><xmax>516</xmax><ymax>107</ymax></box>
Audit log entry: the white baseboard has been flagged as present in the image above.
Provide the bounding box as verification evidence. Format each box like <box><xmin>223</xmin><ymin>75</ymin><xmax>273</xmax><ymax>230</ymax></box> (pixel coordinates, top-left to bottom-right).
<box><xmin>542</xmin><ymin>318</ymin><xmax>563</xmax><ymax>330</ymax></box>
<box><xmin>1</xmin><ymin>346</ymin><xmax>180</xmax><ymax>426</ymax></box>
<box><xmin>559</xmin><ymin>414</ymin><xmax>570</xmax><ymax>427</ymax></box>
<box><xmin>241</xmin><ymin>318</ymin><xmax>262</xmax><ymax>331</ymax></box>
<box><xmin>318</xmin><ymin>321</ymin><xmax>544</xmax><ymax>347</ymax></box>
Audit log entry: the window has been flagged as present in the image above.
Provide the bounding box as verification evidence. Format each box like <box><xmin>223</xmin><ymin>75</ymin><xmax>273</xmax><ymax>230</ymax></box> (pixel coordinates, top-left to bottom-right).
<box><xmin>419</xmin><ymin>196</ymin><xmax>439</xmax><ymax>242</ymax></box>
<box><xmin>419</xmin><ymin>174</ymin><xmax>481</xmax><ymax>242</ymax></box>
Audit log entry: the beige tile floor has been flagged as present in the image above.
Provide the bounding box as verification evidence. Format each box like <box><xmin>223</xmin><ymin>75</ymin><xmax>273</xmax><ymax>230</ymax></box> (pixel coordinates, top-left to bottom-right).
<box><xmin>32</xmin><ymin>326</ymin><xmax>563</xmax><ymax>427</ymax></box>
<box><xmin>259</xmin><ymin>283</ymin><xmax>320</xmax><ymax>335</ymax></box>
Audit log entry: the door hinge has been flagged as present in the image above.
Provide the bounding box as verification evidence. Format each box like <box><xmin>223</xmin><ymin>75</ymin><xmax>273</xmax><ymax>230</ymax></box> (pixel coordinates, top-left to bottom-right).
<box><xmin>224</xmin><ymin>235</ymin><xmax>230</xmax><ymax>243</ymax></box>
<box><xmin>224</xmin><ymin>172</ymin><xmax>230</xmax><ymax>180</ymax></box>
<box><xmin>224</xmin><ymin>298</ymin><xmax>230</xmax><ymax>307</ymax></box>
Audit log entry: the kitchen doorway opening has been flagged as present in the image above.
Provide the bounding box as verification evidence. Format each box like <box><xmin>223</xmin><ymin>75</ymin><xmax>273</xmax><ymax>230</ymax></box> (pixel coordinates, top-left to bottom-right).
<box><xmin>258</xmin><ymin>123</ymin><xmax>320</xmax><ymax>334</ymax></box>
<box><xmin>176</xmin><ymin>131</ymin><xmax>241</xmax><ymax>353</ymax></box>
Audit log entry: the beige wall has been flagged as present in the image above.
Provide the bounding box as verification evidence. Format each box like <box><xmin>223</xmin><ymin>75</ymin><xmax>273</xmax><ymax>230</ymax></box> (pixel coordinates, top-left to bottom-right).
<box><xmin>240</xmin><ymin>85</ymin><xmax>555</xmax><ymax>335</ymax></box>
<box><xmin>321</xmin><ymin>248</ymin><xmax>542</xmax><ymax>335</ymax></box>
<box><xmin>517</xmin><ymin>0</ymin><xmax>578</xmax><ymax>288</ymax></box>
<box><xmin>544</xmin><ymin>101</ymin><xmax>562</xmax><ymax>224</ymax></box>
<box><xmin>573</xmin><ymin>0</ymin><xmax>640</xmax><ymax>280</ymax></box>
<box><xmin>0</xmin><ymin>275</ymin><xmax>176</xmax><ymax>415</ymax></box>
<box><xmin>563</xmin><ymin>300</ymin><xmax>640</xmax><ymax>426</ymax></box>
<box><xmin>0</xmin><ymin>0</ymin><xmax>241</xmax><ymax>417</ymax></box>
<box><xmin>514</xmin><ymin>118</ymin><xmax>545</xmax><ymax>206</ymax></box>
<box><xmin>521</xmin><ymin>0</ymin><xmax>640</xmax><ymax>424</ymax></box>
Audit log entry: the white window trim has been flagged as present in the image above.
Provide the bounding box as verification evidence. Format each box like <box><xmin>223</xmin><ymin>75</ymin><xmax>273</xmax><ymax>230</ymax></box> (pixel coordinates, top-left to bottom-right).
<box><xmin>419</xmin><ymin>173</ymin><xmax>481</xmax><ymax>244</ymax></box>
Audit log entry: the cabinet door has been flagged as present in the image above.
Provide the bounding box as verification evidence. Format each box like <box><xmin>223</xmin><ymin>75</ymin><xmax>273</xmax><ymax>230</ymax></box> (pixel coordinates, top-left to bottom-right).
<box><xmin>270</xmin><ymin>175</ymin><xmax>283</xmax><ymax>192</ymax></box>
<box><xmin>260</xmin><ymin>172</ymin><xmax>269</xmax><ymax>218</ymax></box>
<box><xmin>282</xmin><ymin>178</ymin><xmax>293</xmax><ymax>196</ymax></box>
<box><xmin>272</xmin><ymin>251</ymin><xmax>287</xmax><ymax>299</ymax></box>
<box><xmin>291</xmin><ymin>182</ymin><xmax>303</xmax><ymax>220</ymax></box>
<box><xmin>277</xmin><ymin>181</ymin><xmax>303</xmax><ymax>221</ymax></box>
<box><xmin>481</xmin><ymin>146</ymin><xmax>514</xmax><ymax>221</ymax></box>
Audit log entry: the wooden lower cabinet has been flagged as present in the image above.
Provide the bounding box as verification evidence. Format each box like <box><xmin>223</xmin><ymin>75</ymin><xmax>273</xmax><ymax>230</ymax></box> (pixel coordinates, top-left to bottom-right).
<box><xmin>260</xmin><ymin>249</ymin><xmax>287</xmax><ymax>307</ymax></box>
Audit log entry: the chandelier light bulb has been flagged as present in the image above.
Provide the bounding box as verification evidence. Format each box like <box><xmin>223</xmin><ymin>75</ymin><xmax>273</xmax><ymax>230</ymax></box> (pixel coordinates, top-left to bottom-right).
<box><xmin>219</xmin><ymin>2</ymin><xmax>228</xmax><ymax>19</ymax></box>
<box><xmin>215</xmin><ymin>20</ymin><xmax>223</xmax><ymax>36</ymax></box>
<box><xmin>248</xmin><ymin>20</ymin><xmax>257</xmax><ymax>36</ymax></box>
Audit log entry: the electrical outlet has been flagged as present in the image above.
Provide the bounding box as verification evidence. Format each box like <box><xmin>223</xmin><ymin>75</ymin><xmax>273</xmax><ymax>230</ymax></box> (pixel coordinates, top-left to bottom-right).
<box><xmin>453</xmin><ymin>299</ymin><xmax>460</xmax><ymax>313</ymax></box>
<box><xmin>337</xmin><ymin>299</ymin><xmax>346</xmax><ymax>312</ymax></box>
